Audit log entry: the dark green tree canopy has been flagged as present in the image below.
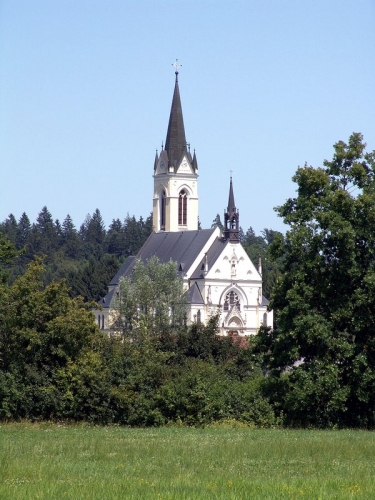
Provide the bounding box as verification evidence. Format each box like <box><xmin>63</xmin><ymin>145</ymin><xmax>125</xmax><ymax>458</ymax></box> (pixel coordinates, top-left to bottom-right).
<box><xmin>255</xmin><ymin>133</ymin><xmax>375</xmax><ymax>427</ymax></box>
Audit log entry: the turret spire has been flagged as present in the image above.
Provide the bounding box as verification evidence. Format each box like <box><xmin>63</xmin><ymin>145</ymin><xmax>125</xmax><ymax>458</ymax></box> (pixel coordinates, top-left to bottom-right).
<box><xmin>224</xmin><ymin>177</ymin><xmax>240</xmax><ymax>242</ymax></box>
<box><xmin>227</xmin><ymin>176</ymin><xmax>236</xmax><ymax>212</ymax></box>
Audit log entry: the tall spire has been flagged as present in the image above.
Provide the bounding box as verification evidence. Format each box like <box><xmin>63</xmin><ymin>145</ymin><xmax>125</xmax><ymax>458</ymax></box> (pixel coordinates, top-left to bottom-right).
<box><xmin>165</xmin><ymin>62</ymin><xmax>187</xmax><ymax>167</ymax></box>
<box><xmin>224</xmin><ymin>177</ymin><xmax>240</xmax><ymax>243</ymax></box>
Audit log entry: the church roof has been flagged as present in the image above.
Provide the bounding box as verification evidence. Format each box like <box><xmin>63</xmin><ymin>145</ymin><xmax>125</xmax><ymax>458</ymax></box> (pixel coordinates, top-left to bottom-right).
<box><xmin>164</xmin><ymin>72</ymin><xmax>187</xmax><ymax>166</ymax></box>
<box><xmin>190</xmin><ymin>237</ymin><xmax>228</xmax><ymax>279</ymax></box>
<box><xmin>261</xmin><ymin>295</ymin><xmax>269</xmax><ymax>306</ymax></box>
<box><xmin>132</xmin><ymin>229</ymin><xmax>217</xmax><ymax>277</ymax></box>
<box><xmin>185</xmin><ymin>281</ymin><xmax>204</xmax><ymax>305</ymax></box>
<box><xmin>109</xmin><ymin>256</ymin><xmax>136</xmax><ymax>286</ymax></box>
<box><xmin>98</xmin><ymin>286</ymin><xmax>117</xmax><ymax>310</ymax></box>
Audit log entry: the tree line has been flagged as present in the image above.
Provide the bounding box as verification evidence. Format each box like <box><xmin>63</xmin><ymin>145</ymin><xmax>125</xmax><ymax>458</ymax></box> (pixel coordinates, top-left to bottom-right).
<box><xmin>0</xmin><ymin>209</ymin><xmax>153</xmax><ymax>301</ymax></box>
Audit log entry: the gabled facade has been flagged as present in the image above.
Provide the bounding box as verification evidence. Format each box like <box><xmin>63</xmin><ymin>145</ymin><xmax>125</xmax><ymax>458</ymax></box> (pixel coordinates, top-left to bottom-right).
<box><xmin>95</xmin><ymin>68</ymin><xmax>273</xmax><ymax>335</ymax></box>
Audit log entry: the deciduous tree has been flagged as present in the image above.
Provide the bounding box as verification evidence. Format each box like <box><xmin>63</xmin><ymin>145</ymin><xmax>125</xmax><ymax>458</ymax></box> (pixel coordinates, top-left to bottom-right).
<box><xmin>255</xmin><ymin>133</ymin><xmax>375</xmax><ymax>427</ymax></box>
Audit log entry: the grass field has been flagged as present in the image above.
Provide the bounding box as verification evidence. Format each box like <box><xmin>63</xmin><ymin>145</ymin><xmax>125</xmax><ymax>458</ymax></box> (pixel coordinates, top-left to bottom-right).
<box><xmin>1</xmin><ymin>423</ymin><xmax>374</xmax><ymax>499</ymax></box>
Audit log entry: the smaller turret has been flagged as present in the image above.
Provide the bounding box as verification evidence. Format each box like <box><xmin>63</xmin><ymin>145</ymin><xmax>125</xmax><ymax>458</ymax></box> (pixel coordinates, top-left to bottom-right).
<box><xmin>224</xmin><ymin>177</ymin><xmax>239</xmax><ymax>242</ymax></box>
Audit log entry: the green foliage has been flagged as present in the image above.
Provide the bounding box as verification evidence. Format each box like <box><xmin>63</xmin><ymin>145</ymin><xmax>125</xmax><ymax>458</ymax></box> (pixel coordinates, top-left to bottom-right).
<box><xmin>255</xmin><ymin>133</ymin><xmax>375</xmax><ymax>428</ymax></box>
<box><xmin>241</xmin><ymin>226</ymin><xmax>283</xmax><ymax>298</ymax></box>
<box><xmin>211</xmin><ymin>213</ymin><xmax>224</xmax><ymax>231</ymax></box>
<box><xmin>112</xmin><ymin>256</ymin><xmax>187</xmax><ymax>340</ymax></box>
<box><xmin>0</xmin><ymin>250</ymin><xmax>274</xmax><ymax>426</ymax></box>
<box><xmin>0</xmin><ymin>232</ymin><xmax>20</xmax><ymax>284</ymax></box>
<box><xmin>0</xmin><ymin>209</ymin><xmax>153</xmax><ymax>302</ymax></box>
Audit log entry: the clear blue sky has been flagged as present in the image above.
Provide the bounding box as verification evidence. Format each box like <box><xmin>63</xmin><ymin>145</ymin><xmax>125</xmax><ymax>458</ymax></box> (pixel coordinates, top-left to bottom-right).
<box><xmin>1</xmin><ymin>0</ymin><xmax>374</xmax><ymax>234</ymax></box>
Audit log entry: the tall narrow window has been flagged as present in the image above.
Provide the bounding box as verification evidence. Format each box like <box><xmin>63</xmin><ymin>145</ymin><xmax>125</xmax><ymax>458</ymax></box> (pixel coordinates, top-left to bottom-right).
<box><xmin>197</xmin><ymin>309</ymin><xmax>201</xmax><ymax>323</ymax></box>
<box><xmin>160</xmin><ymin>190</ymin><xmax>166</xmax><ymax>230</ymax></box>
<box><xmin>179</xmin><ymin>190</ymin><xmax>187</xmax><ymax>225</ymax></box>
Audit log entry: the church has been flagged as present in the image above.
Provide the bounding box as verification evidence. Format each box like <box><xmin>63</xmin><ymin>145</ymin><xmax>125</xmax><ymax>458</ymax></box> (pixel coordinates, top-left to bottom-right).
<box><xmin>95</xmin><ymin>67</ymin><xmax>273</xmax><ymax>336</ymax></box>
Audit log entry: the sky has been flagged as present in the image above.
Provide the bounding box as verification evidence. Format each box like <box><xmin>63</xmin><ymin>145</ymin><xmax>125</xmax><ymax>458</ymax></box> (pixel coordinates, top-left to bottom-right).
<box><xmin>1</xmin><ymin>0</ymin><xmax>375</xmax><ymax>235</ymax></box>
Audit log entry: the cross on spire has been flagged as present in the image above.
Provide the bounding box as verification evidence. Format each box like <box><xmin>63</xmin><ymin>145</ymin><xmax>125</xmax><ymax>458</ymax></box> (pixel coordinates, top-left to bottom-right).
<box><xmin>172</xmin><ymin>59</ymin><xmax>182</xmax><ymax>81</ymax></box>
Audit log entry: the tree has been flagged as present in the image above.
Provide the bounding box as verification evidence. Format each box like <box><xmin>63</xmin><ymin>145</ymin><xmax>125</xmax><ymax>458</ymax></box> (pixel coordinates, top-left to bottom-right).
<box><xmin>61</xmin><ymin>214</ymin><xmax>82</xmax><ymax>259</ymax></box>
<box><xmin>16</xmin><ymin>212</ymin><xmax>31</xmax><ymax>249</ymax></box>
<box><xmin>211</xmin><ymin>214</ymin><xmax>224</xmax><ymax>232</ymax></box>
<box><xmin>29</xmin><ymin>206</ymin><xmax>58</xmax><ymax>255</ymax></box>
<box><xmin>105</xmin><ymin>218</ymin><xmax>124</xmax><ymax>257</ymax></box>
<box><xmin>0</xmin><ymin>232</ymin><xmax>19</xmax><ymax>284</ymax></box>
<box><xmin>112</xmin><ymin>256</ymin><xmax>187</xmax><ymax>340</ymax></box>
<box><xmin>69</xmin><ymin>254</ymin><xmax>120</xmax><ymax>301</ymax></box>
<box><xmin>255</xmin><ymin>133</ymin><xmax>375</xmax><ymax>427</ymax></box>
<box><xmin>0</xmin><ymin>255</ymin><xmax>109</xmax><ymax>420</ymax></box>
<box><xmin>0</xmin><ymin>214</ymin><xmax>18</xmax><ymax>245</ymax></box>
<box><xmin>241</xmin><ymin>226</ymin><xmax>282</xmax><ymax>299</ymax></box>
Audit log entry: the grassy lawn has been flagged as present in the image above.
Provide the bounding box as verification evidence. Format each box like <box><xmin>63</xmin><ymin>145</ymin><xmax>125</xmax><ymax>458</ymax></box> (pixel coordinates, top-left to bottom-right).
<box><xmin>1</xmin><ymin>423</ymin><xmax>374</xmax><ymax>499</ymax></box>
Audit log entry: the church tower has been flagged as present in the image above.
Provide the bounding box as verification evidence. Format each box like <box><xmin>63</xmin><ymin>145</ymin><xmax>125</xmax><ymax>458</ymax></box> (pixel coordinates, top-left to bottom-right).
<box><xmin>224</xmin><ymin>177</ymin><xmax>240</xmax><ymax>242</ymax></box>
<box><xmin>153</xmin><ymin>64</ymin><xmax>198</xmax><ymax>232</ymax></box>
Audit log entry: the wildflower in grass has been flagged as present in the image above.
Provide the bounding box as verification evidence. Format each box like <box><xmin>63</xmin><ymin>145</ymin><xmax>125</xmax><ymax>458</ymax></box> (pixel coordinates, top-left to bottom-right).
<box><xmin>348</xmin><ymin>484</ymin><xmax>360</xmax><ymax>493</ymax></box>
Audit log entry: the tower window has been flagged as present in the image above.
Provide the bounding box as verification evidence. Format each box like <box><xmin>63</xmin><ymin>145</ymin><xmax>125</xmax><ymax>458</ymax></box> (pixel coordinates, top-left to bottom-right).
<box><xmin>223</xmin><ymin>291</ymin><xmax>241</xmax><ymax>311</ymax></box>
<box><xmin>160</xmin><ymin>190</ymin><xmax>166</xmax><ymax>230</ymax></box>
<box><xmin>178</xmin><ymin>190</ymin><xmax>187</xmax><ymax>225</ymax></box>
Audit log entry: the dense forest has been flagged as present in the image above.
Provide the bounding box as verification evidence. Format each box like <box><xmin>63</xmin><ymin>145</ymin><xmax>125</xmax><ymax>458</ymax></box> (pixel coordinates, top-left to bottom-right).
<box><xmin>0</xmin><ymin>209</ymin><xmax>153</xmax><ymax>301</ymax></box>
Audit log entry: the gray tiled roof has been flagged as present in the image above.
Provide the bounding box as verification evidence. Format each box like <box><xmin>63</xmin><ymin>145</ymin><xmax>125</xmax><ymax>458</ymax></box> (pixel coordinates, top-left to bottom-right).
<box><xmin>190</xmin><ymin>237</ymin><xmax>228</xmax><ymax>279</ymax></box>
<box><xmin>126</xmin><ymin>229</ymin><xmax>216</xmax><ymax>277</ymax></box>
<box><xmin>109</xmin><ymin>256</ymin><xmax>136</xmax><ymax>286</ymax></box>
<box><xmin>185</xmin><ymin>282</ymin><xmax>204</xmax><ymax>304</ymax></box>
<box><xmin>261</xmin><ymin>295</ymin><xmax>270</xmax><ymax>306</ymax></box>
<box><xmin>98</xmin><ymin>286</ymin><xmax>117</xmax><ymax>309</ymax></box>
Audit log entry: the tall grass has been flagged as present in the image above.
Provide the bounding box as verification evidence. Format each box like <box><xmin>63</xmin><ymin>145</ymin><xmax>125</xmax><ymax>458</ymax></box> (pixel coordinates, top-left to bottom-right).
<box><xmin>1</xmin><ymin>423</ymin><xmax>374</xmax><ymax>499</ymax></box>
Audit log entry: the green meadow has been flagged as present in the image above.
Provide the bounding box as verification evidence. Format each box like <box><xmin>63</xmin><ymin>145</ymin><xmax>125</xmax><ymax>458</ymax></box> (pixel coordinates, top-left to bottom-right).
<box><xmin>1</xmin><ymin>423</ymin><xmax>374</xmax><ymax>499</ymax></box>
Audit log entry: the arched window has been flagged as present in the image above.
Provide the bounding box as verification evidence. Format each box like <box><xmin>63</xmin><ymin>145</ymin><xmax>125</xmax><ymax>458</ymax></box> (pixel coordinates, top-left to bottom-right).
<box><xmin>160</xmin><ymin>190</ymin><xmax>166</xmax><ymax>230</ymax></box>
<box><xmin>197</xmin><ymin>309</ymin><xmax>201</xmax><ymax>324</ymax></box>
<box><xmin>223</xmin><ymin>291</ymin><xmax>241</xmax><ymax>311</ymax></box>
<box><xmin>178</xmin><ymin>190</ymin><xmax>187</xmax><ymax>225</ymax></box>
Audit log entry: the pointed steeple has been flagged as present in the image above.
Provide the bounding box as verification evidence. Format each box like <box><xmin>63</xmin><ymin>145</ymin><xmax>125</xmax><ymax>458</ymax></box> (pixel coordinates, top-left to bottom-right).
<box><xmin>165</xmin><ymin>70</ymin><xmax>187</xmax><ymax>167</ymax></box>
<box><xmin>152</xmin><ymin>64</ymin><xmax>199</xmax><ymax>232</ymax></box>
<box><xmin>227</xmin><ymin>176</ymin><xmax>236</xmax><ymax>212</ymax></box>
<box><xmin>224</xmin><ymin>177</ymin><xmax>240</xmax><ymax>243</ymax></box>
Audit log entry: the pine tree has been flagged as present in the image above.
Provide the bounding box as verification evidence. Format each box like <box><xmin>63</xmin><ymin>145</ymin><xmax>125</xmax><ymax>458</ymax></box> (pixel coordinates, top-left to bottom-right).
<box><xmin>16</xmin><ymin>212</ymin><xmax>31</xmax><ymax>249</ymax></box>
